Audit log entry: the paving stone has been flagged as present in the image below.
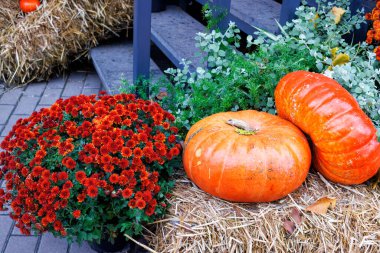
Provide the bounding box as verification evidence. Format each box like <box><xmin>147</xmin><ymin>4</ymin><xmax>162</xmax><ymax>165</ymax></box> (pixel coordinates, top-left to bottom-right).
<box><xmin>0</xmin><ymin>105</ymin><xmax>14</xmax><ymax>124</ymax></box>
<box><xmin>0</xmin><ymin>216</ymin><xmax>13</xmax><ymax>250</ymax></box>
<box><xmin>24</xmin><ymin>82</ymin><xmax>47</xmax><ymax>97</ymax></box>
<box><xmin>81</xmin><ymin>88</ymin><xmax>100</xmax><ymax>96</ymax></box>
<box><xmin>47</xmin><ymin>77</ymin><xmax>66</xmax><ymax>89</ymax></box>
<box><xmin>4</xmin><ymin>235</ymin><xmax>38</xmax><ymax>253</ymax></box>
<box><xmin>2</xmin><ymin>115</ymin><xmax>27</xmax><ymax>137</ymax></box>
<box><xmin>66</xmin><ymin>72</ymin><xmax>86</xmax><ymax>86</ymax></box>
<box><xmin>84</xmin><ymin>73</ymin><xmax>102</xmax><ymax>89</ymax></box>
<box><xmin>0</xmin><ymin>125</ymin><xmax>4</xmax><ymax>135</ymax></box>
<box><xmin>38</xmin><ymin>233</ymin><xmax>69</xmax><ymax>253</ymax></box>
<box><xmin>11</xmin><ymin>226</ymin><xmax>23</xmax><ymax>235</ymax></box>
<box><xmin>62</xmin><ymin>84</ymin><xmax>83</xmax><ymax>97</ymax></box>
<box><xmin>13</xmin><ymin>96</ymin><xmax>39</xmax><ymax>115</ymax></box>
<box><xmin>0</xmin><ymin>88</ymin><xmax>24</xmax><ymax>105</ymax></box>
<box><xmin>40</xmin><ymin>88</ymin><xmax>62</xmax><ymax>105</ymax></box>
<box><xmin>62</xmin><ymin>72</ymin><xmax>86</xmax><ymax>97</ymax></box>
<box><xmin>69</xmin><ymin>242</ymin><xmax>96</xmax><ymax>253</ymax></box>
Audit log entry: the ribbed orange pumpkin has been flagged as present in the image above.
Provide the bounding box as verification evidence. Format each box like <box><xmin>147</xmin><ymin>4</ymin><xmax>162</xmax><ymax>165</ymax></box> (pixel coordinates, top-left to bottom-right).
<box><xmin>183</xmin><ymin>110</ymin><xmax>311</xmax><ymax>202</ymax></box>
<box><xmin>275</xmin><ymin>71</ymin><xmax>380</xmax><ymax>185</ymax></box>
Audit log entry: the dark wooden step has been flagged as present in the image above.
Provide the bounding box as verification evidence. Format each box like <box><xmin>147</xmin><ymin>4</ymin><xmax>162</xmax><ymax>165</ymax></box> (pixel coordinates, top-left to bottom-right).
<box><xmin>195</xmin><ymin>0</ymin><xmax>280</xmax><ymax>35</ymax></box>
<box><xmin>231</xmin><ymin>0</ymin><xmax>281</xmax><ymax>35</ymax></box>
<box><xmin>90</xmin><ymin>40</ymin><xmax>163</xmax><ymax>95</ymax></box>
<box><xmin>151</xmin><ymin>5</ymin><xmax>205</xmax><ymax>69</ymax></box>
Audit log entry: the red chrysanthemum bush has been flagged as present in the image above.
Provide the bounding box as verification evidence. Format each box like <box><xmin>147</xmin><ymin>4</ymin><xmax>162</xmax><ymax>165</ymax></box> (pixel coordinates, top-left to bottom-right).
<box><xmin>0</xmin><ymin>93</ymin><xmax>181</xmax><ymax>243</ymax></box>
<box><xmin>365</xmin><ymin>0</ymin><xmax>380</xmax><ymax>60</ymax></box>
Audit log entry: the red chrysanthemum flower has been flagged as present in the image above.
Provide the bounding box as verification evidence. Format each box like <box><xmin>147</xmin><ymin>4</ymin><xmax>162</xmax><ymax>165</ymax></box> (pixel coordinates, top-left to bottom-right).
<box><xmin>109</xmin><ymin>174</ymin><xmax>119</xmax><ymax>184</ymax></box>
<box><xmin>122</xmin><ymin>188</ymin><xmax>133</xmax><ymax>199</ymax></box>
<box><xmin>72</xmin><ymin>210</ymin><xmax>81</xmax><ymax>219</ymax></box>
<box><xmin>86</xmin><ymin>186</ymin><xmax>98</xmax><ymax>198</ymax></box>
<box><xmin>53</xmin><ymin>220</ymin><xmax>62</xmax><ymax>232</ymax></box>
<box><xmin>62</xmin><ymin>157</ymin><xmax>76</xmax><ymax>170</ymax></box>
<box><xmin>63</xmin><ymin>181</ymin><xmax>73</xmax><ymax>189</ymax></box>
<box><xmin>133</xmin><ymin>147</ymin><xmax>143</xmax><ymax>158</ymax></box>
<box><xmin>75</xmin><ymin>171</ymin><xmax>86</xmax><ymax>183</ymax></box>
<box><xmin>58</xmin><ymin>172</ymin><xmax>68</xmax><ymax>181</ymax></box>
<box><xmin>121</xmin><ymin>147</ymin><xmax>132</xmax><ymax>158</ymax></box>
<box><xmin>59</xmin><ymin>189</ymin><xmax>70</xmax><ymax>199</ymax></box>
<box><xmin>136</xmin><ymin>199</ymin><xmax>146</xmax><ymax>210</ymax></box>
<box><xmin>100</xmin><ymin>154</ymin><xmax>112</xmax><ymax>164</ymax></box>
<box><xmin>77</xmin><ymin>193</ymin><xmax>86</xmax><ymax>203</ymax></box>
<box><xmin>128</xmin><ymin>199</ymin><xmax>136</xmax><ymax>208</ymax></box>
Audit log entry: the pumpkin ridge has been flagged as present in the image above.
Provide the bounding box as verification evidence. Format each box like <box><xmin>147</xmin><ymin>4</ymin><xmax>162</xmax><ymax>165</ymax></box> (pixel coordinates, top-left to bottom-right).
<box><xmin>215</xmin><ymin>134</ymin><xmax>237</xmax><ymax>197</ymax></box>
<box><xmin>314</xmin><ymin>149</ymin><xmax>380</xmax><ymax>184</ymax></box>
<box><xmin>316</xmin><ymin>136</ymin><xmax>380</xmax><ymax>167</ymax></box>
<box><xmin>313</xmin><ymin>112</ymin><xmax>376</xmax><ymax>152</ymax></box>
<box><xmin>187</xmin><ymin>129</ymin><xmax>232</xmax><ymax>187</ymax></box>
<box><xmin>184</xmin><ymin>127</ymin><xmax>203</xmax><ymax>147</ymax></box>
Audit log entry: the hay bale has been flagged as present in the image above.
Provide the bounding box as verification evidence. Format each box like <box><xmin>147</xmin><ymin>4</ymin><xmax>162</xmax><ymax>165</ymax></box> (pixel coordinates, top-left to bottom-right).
<box><xmin>0</xmin><ymin>0</ymin><xmax>133</xmax><ymax>86</ymax></box>
<box><xmin>147</xmin><ymin>172</ymin><xmax>380</xmax><ymax>252</ymax></box>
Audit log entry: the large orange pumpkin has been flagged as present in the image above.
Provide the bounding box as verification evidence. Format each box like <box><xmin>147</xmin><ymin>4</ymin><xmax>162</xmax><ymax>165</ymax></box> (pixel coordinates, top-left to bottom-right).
<box><xmin>183</xmin><ymin>110</ymin><xmax>311</xmax><ymax>202</ymax></box>
<box><xmin>275</xmin><ymin>71</ymin><xmax>380</xmax><ymax>185</ymax></box>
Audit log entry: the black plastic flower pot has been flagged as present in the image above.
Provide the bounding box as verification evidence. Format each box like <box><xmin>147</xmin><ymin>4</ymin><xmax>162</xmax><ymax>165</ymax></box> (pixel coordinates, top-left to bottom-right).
<box><xmin>88</xmin><ymin>234</ymin><xmax>128</xmax><ymax>253</ymax></box>
<box><xmin>88</xmin><ymin>234</ymin><xmax>150</xmax><ymax>253</ymax></box>
<box><xmin>152</xmin><ymin>0</ymin><xmax>166</xmax><ymax>13</ymax></box>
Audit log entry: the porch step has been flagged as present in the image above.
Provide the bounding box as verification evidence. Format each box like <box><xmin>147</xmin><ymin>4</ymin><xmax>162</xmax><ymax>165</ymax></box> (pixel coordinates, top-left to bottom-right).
<box><xmin>231</xmin><ymin>0</ymin><xmax>281</xmax><ymax>35</ymax></box>
<box><xmin>151</xmin><ymin>5</ymin><xmax>205</xmax><ymax>69</ymax></box>
<box><xmin>90</xmin><ymin>39</ymin><xmax>163</xmax><ymax>95</ymax></box>
<box><xmin>195</xmin><ymin>0</ymin><xmax>280</xmax><ymax>35</ymax></box>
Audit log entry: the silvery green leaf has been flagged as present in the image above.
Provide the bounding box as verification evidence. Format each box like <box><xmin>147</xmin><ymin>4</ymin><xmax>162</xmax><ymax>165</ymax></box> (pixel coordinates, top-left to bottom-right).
<box><xmin>196</xmin><ymin>67</ymin><xmax>205</xmax><ymax>75</ymax></box>
<box><xmin>204</xmin><ymin>73</ymin><xmax>212</xmax><ymax>79</ymax></box>
<box><xmin>208</xmin><ymin>56</ymin><xmax>215</xmax><ymax>62</ymax></box>
<box><xmin>200</xmin><ymin>41</ymin><xmax>208</xmax><ymax>47</ymax></box>
<box><xmin>316</xmin><ymin>62</ymin><xmax>324</xmax><ymax>71</ymax></box>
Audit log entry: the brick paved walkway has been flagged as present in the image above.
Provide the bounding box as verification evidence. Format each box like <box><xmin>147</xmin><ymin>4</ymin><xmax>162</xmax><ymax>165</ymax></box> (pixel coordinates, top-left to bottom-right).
<box><xmin>0</xmin><ymin>71</ymin><xmax>103</xmax><ymax>253</ymax></box>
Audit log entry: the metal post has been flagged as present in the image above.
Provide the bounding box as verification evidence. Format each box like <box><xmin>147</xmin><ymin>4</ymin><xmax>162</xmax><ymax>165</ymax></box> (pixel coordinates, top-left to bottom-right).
<box><xmin>279</xmin><ymin>0</ymin><xmax>301</xmax><ymax>26</ymax></box>
<box><xmin>133</xmin><ymin>0</ymin><xmax>152</xmax><ymax>84</ymax></box>
<box><xmin>212</xmin><ymin>0</ymin><xmax>231</xmax><ymax>32</ymax></box>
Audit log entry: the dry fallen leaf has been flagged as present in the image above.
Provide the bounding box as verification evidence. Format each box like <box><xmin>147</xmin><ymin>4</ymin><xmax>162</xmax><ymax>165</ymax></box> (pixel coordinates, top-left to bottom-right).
<box><xmin>283</xmin><ymin>208</ymin><xmax>302</xmax><ymax>235</ymax></box>
<box><xmin>306</xmin><ymin>197</ymin><xmax>337</xmax><ymax>215</ymax></box>
<box><xmin>290</xmin><ymin>207</ymin><xmax>302</xmax><ymax>225</ymax></box>
<box><xmin>156</xmin><ymin>91</ymin><xmax>168</xmax><ymax>100</ymax></box>
<box><xmin>331</xmin><ymin>7</ymin><xmax>346</xmax><ymax>24</ymax></box>
<box><xmin>283</xmin><ymin>220</ymin><xmax>296</xmax><ymax>235</ymax></box>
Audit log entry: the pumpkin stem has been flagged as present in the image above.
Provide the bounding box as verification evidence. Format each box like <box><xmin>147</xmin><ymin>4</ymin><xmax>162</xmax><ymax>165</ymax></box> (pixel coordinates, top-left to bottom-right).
<box><xmin>226</xmin><ymin>119</ymin><xmax>257</xmax><ymax>135</ymax></box>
